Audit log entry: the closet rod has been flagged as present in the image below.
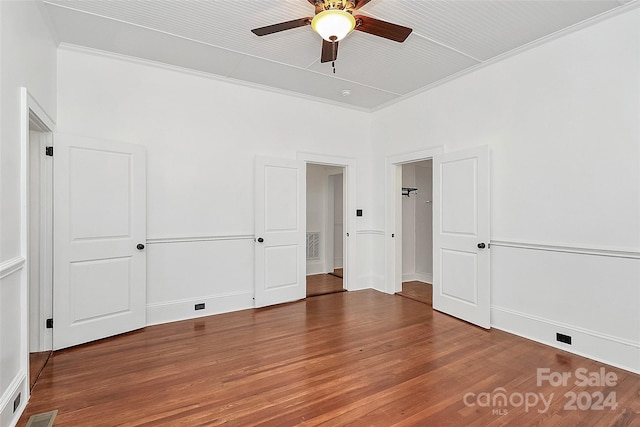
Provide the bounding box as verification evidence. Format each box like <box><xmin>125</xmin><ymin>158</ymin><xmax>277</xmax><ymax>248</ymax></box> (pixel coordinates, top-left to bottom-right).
<box><xmin>401</xmin><ymin>187</ymin><xmax>418</xmax><ymax>197</ymax></box>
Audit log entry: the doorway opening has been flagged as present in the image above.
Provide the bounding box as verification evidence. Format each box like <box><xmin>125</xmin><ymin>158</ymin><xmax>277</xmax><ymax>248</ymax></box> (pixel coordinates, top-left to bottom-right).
<box><xmin>386</xmin><ymin>146</ymin><xmax>491</xmax><ymax>328</ymax></box>
<box><xmin>305</xmin><ymin>163</ymin><xmax>346</xmax><ymax>297</ymax></box>
<box><xmin>23</xmin><ymin>97</ymin><xmax>54</xmax><ymax>390</ymax></box>
<box><xmin>397</xmin><ymin>160</ymin><xmax>433</xmax><ymax>306</ymax></box>
<box><xmin>384</xmin><ymin>146</ymin><xmax>442</xmax><ymax>297</ymax></box>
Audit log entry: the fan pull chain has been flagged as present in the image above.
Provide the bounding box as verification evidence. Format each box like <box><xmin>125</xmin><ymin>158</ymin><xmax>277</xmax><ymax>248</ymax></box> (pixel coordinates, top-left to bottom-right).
<box><xmin>332</xmin><ymin>61</ymin><xmax>336</xmax><ymax>74</ymax></box>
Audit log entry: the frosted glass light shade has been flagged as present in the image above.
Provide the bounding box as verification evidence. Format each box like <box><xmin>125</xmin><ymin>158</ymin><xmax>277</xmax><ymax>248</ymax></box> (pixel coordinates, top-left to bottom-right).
<box><xmin>311</xmin><ymin>9</ymin><xmax>356</xmax><ymax>42</ymax></box>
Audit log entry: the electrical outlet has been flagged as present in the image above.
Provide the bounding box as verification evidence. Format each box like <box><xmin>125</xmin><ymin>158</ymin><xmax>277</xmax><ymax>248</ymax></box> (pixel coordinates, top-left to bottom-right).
<box><xmin>13</xmin><ymin>392</ymin><xmax>21</xmax><ymax>412</ymax></box>
<box><xmin>195</xmin><ymin>303</ymin><xmax>205</xmax><ymax>311</ymax></box>
<box><xmin>556</xmin><ymin>333</ymin><xmax>572</xmax><ymax>345</ymax></box>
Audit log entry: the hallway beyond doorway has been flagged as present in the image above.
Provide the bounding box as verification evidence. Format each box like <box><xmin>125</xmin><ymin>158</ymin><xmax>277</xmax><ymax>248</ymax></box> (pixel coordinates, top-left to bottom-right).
<box><xmin>397</xmin><ymin>281</ymin><xmax>432</xmax><ymax>306</ymax></box>
<box><xmin>306</xmin><ymin>273</ymin><xmax>344</xmax><ymax>297</ymax></box>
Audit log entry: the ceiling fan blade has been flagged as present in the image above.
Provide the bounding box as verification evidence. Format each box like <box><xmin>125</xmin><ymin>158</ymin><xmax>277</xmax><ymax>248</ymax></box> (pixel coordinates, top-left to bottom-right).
<box><xmin>353</xmin><ymin>0</ymin><xmax>373</xmax><ymax>10</ymax></box>
<box><xmin>321</xmin><ymin>40</ymin><xmax>338</xmax><ymax>63</ymax></box>
<box><xmin>354</xmin><ymin>15</ymin><xmax>412</xmax><ymax>42</ymax></box>
<box><xmin>251</xmin><ymin>18</ymin><xmax>311</xmax><ymax>36</ymax></box>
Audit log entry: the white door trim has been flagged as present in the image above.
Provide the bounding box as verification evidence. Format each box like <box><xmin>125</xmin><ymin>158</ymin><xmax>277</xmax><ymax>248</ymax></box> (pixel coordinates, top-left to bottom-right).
<box><xmin>325</xmin><ymin>173</ymin><xmax>336</xmax><ymax>274</ymax></box>
<box><xmin>20</xmin><ymin>88</ymin><xmax>56</xmax><ymax>399</ymax></box>
<box><xmin>297</xmin><ymin>153</ymin><xmax>356</xmax><ymax>291</ymax></box>
<box><xmin>385</xmin><ymin>147</ymin><xmax>443</xmax><ymax>294</ymax></box>
<box><xmin>28</xmin><ymin>128</ymin><xmax>54</xmax><ymax>353</ymax></box>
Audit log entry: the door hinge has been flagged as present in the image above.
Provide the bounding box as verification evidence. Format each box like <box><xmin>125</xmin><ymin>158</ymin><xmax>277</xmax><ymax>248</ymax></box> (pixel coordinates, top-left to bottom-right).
<box><xmin>46</xmin><ymin>318</ymin><xmax>53</xmax><ymax>329</ymax></box>
<box><xmin>45</xmin><ymin>146</ymin><xmax>53</xmax><ymax>157</ymax></box>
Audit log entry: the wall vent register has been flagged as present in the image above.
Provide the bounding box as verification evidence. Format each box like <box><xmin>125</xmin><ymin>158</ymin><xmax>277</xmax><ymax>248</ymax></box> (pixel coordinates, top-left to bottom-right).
<box><xmin>306</xmin><ymin>232</ymin><xmax>320</xmax><ymax>260</ymax></box>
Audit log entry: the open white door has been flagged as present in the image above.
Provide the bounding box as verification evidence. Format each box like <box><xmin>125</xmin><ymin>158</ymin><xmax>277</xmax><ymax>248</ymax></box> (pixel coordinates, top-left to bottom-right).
<box><xmin>433</xmin><ymin>146</ymin><xmax>490</xmax><ymax>328</ymax></box>
<box><xmin>254</xmin><ymin>156</ymin><xmax>305</xmax><ymax>308</ymax></box>
<box><xmin>54</xmin><ymin>133</ymin><xmax>146</xmax><ymax>349</ymax></box>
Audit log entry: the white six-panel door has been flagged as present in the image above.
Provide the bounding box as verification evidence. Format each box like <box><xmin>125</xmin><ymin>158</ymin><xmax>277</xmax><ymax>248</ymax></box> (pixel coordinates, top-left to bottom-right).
<box><xmin>53</xmin><ymin>133</ymin><xmax>146</xmax><ymax>349</ymax></box>
<box><xmin>433</xmin><ymin>146</ymin><xmax>490</xmax><ymax>328</ymax></box>
<box><xmin>254</xmin><ymin>157</ymin><xmax>305</xmax><ymax>307</ymax></box>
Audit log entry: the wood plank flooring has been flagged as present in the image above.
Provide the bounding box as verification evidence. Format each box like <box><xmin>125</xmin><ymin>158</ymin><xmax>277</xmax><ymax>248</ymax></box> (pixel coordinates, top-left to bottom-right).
<box><xmin>19</xmin><ymin>290</ymin><xmax>639</xmax><ymax>426</ymax></box>
<box><xmin>306</xmin><ymin>273</ymin><xmax>344</xmax><ymax>297</ymax></box>
<box><xmin>397</xmin><ymin>281</ymin><xmax>432</xmax><ymax>306</ymax></box>
<box><xmin>29</xmin><ymin>351</ymin><xmax>51</xmax><ymax>389</ymax></box>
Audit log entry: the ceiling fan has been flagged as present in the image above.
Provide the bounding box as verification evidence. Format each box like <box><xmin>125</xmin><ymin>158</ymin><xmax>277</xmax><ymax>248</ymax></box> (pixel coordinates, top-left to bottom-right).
<box><xmin>251</xmin><ymin>0</ymin><xmax>412</xmax><ymax>64</ymax></box>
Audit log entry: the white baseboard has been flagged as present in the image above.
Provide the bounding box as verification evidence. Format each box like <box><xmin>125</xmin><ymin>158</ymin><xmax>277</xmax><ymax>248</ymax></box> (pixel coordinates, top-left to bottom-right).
<box><xmin>147</xmin><ymin>292</ymin><xmax>254</xmax><ymax>326</ymax></box>
<box><xmin>306</xmin><ymin>261</ymin><xmax>325</xmax><ymax>276</ymax></box>
<box><xmin>0</xmin><ymin>371</ymin><xmax>27</xmax><ymax>427</ymax></box>
<box><xmin>402</xmin><ymin>273</ymin><xmax>415</xmax><ymax>282</ymax></box>
<box><xmin>352</xmin><ymin>274</ymin><xmax>381</xmax><ymax>292</ymax></box>
<box><xmin>492</xmin><ymin>306</ymin><xmax>640</xmax><ymax>375</ymax></box>
<box><xmin>367</xmin><ymin>274</ymin><xmax>386</xmax><ymax>293</ymax></box>
<box><xmin>415</xmin><ymin>272</ymin><xmax>432</xmax><ymax>283</ymax></box>
<box><xmin>402</xmin><ymin>272</ymin><xmax>432</xmax><ymax>283</ymax></box>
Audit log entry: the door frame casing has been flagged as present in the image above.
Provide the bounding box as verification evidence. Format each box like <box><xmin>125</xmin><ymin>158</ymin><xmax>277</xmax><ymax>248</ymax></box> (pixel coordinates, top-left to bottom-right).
<box><xmin>20</xmin><ymin>87</ymin><xmax>56</xmax><ymax>393</ymax></box>
<box><xmin>298</xmin><ymin>153</ymin><xmax>356</xmax><ymax>291</ymax></box>
<box><xmin>385</xmin><ymin>147</ymin><xmax>443</xmax><ymax>295</ymax></box>
<box><xmin>27</xmin><ymin>125</ymin><xmax>54</xmax><ymax>354</ymax></box>
<box><xmin>326</xmin><ymin>172</ymin><xmax>344</xmax><ymax>273</ymax></box>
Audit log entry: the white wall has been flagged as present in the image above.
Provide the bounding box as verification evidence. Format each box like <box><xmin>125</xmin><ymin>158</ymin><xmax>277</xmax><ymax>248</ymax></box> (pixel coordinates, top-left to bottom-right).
<box><xmin>57</xmin><ymin>48</ymin><xmax>373</xmax><ymax>325</ymax></box>
<box><xmin>372</xmin><ymin>8</ymin><xmax>640</xmax><ymax>372</ymax></box>
<box><xmin>0</xmin><ymin>2</ymin><xmax>57</xmax><ymax>425</ymax></box>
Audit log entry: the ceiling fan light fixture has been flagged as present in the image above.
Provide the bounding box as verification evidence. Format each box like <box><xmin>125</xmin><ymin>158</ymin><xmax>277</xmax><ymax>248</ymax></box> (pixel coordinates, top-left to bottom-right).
<box><xmin>311</xmin><ymin>9</ymin><xmax>356</xmax><ymax>42</ymax></box>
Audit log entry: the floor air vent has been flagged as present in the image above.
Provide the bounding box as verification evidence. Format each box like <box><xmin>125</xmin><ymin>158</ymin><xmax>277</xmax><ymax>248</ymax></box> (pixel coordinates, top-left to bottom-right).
<box><xmin>25</xmin><ymin>410</ymin><xmax>57</xmax><ymax>427</ymax></box>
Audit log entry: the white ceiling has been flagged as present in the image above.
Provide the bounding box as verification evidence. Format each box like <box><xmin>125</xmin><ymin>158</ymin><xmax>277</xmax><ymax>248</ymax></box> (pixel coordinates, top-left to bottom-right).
<box><xmin>42</xmin><ymin>0</ymin><xmax>633</xmax><ymax>110</ymax></box>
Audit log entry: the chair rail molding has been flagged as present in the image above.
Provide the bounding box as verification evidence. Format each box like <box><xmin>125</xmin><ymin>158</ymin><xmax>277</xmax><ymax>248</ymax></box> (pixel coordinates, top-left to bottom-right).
<box><xmin>0</xmin><ymin>257</ymin><xmax>26</xmax><ymax>280</ymax></box>
<box><xmin>490</xmin><ymin>240</ymin><xmax>640</xmax><ymax>259</ymax></box>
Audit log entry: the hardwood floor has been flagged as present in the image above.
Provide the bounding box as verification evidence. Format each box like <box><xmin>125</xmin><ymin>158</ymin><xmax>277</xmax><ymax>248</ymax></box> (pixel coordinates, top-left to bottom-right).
<box><xmin>19</xmin><ymin>290</ymin><xmax>639</xmax><ymax>426</ymax></box>
<box><xmin>29</xmin><ymin>351</ymin><xmax>51</xmax><ymax>389</ymax></box>
<box><xmin>397</xmin><ymin>281</ymin><xmax>432</xmax><ymax>306</ymax></box>
<box><xmin>306</xmin><ymin>273</ymin><xmax>344</xmax><ymax>297</ymax></box>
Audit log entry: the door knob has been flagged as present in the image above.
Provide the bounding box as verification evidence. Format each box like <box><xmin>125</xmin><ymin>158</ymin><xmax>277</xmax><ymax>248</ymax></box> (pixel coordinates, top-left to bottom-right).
<box><xmin>257</xmin><ymin>237</ymin><xmax>264</xmax><ymax>243</ymax></box>
<box><xmin>137</xmin><ymin>243</ymin><xmax>145</xmax><ymax>250</ymax></box>
<box><xmin>477</xmin><ymin>243</ymin><xmax>486</xmax><ymax>249</ymax></box>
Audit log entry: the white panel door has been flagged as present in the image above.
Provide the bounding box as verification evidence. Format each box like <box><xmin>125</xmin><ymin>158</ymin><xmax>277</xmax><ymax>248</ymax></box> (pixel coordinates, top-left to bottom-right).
<box><xmin>54</xmin><ymin>133</ymin><xmax>146</xmax><ymax>349</ymax></box>
<box><xmin>254</xmin><ymin>157</ymin><xmax>305</xmax><ymax>307</ymax></box>
<box><xmin>433</xmin><ymin>146</ymin><xmax>490</xmax><ymax>328</ymax></box>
